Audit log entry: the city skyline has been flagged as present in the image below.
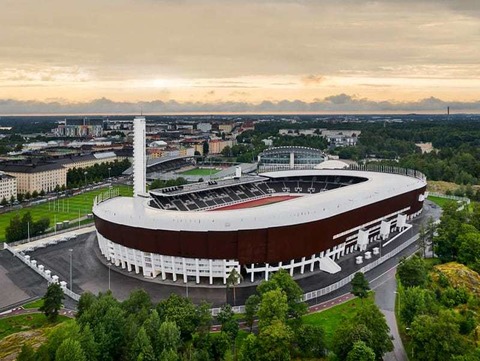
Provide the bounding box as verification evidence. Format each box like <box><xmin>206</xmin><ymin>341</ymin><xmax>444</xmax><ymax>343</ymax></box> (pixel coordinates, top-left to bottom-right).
<box><xmin>1</xmin><ymin>0</ymin><xmax>479</xmax><ymax>114</ymax></box>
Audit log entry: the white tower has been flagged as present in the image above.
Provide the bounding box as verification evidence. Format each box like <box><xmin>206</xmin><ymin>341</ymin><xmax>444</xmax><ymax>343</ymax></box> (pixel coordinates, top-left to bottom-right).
<box><xmin>133</xmin><ymin>116</ymin><xmax>146</xmax><ymax>197</ymax></box>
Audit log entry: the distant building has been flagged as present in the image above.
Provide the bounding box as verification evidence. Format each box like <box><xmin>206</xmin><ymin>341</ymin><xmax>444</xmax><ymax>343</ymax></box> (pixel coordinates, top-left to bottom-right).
<box><xmin>218</xmin><ymin>123</ymin><xmax>234</xmax><ymax>134</ymax></box>
<box><xmin>0</xmin><ymin>172</ymin><xmax>17</xmax><ymax>200</ymax></box>
<box><xmin>208</xmin><ymin>139</ymin><xmax>236</xmax><ymax>154</ymax></box>
<box><xmin>0</xmin><ymin>161</ymin><xmax>67</xmax><ymax>194</ymax></box>
<box><xmin>54</xmin><ymin>118</ymin><xmax>103</xmax><ymax>138</ymax></box>
<box><xmin>197</xmin><ymin>123</ymin><xmax>212</xmax><ymax>133</ymax></box>
<box><xmin>258</xmin><ymin>146</ymin><xmax>326</xmax><ymax>171</ymax></box>
<box><xmin>322</xmin><ymin>130</ymin><xmax>360</xmax><ymax>147</ymax></box>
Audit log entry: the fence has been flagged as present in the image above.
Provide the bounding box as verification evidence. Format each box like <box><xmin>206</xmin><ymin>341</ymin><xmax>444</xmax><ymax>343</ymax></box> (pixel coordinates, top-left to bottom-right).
<box><xmin>427</xmin><ymin>192</ymin><xmax>470</xmax><ymax>205</ymax></box>
<box><xmin>4</xmin><ymin>242</ymin><xmax>81</xmax><ymax>302</ymax></box>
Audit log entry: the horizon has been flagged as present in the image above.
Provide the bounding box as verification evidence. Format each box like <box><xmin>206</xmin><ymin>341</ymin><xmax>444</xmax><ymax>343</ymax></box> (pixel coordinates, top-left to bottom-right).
<box><xmin>1</xmin><ymin>0</ymin><xmax>479</xmax><ymax>115</ymax></box>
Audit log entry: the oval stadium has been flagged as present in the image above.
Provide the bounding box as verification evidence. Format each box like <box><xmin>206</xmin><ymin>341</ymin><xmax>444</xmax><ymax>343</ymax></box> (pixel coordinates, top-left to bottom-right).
<box><xmin>93</xmin><ymin>165</ymin><xmax>427</xmax><ymax>285</ymax></box>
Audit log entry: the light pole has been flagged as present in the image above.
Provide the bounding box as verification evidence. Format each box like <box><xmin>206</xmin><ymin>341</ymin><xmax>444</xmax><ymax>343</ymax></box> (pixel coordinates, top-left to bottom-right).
<box><xmin>84</xmin><ymin>171</ymin><xmax>88</xmax><ymax>187</ymax></box>
<box><xmin>69</xmin><ymin>248</ymin><xmax>73</xmax><ymax>291</ymax></box>
<box><xmin>108</xmin><ymin>167</ymin><xmax>111</xmax><ymax>180</ymax></box>
<box><xmin>185</xmin><ymin>276</ymin><xmax>189</xmax><ymax>298</ymax></box>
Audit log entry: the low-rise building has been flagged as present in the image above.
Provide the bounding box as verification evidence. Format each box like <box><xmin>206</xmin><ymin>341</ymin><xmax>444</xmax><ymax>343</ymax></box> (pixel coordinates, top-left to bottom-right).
<box><xmin>0</xmin><ymin>172</ymin><xmax>17</xmax><ymax>201</ymax></box>
<box><xmin>0</xmin><ymin>162</ymin><xmax>67</xmax><ymax>194</ymax></box>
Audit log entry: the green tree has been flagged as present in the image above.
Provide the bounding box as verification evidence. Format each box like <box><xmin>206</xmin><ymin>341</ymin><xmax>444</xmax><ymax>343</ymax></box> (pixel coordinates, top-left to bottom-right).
<box><xmin>17</xmin><ymin>344</ymin><xmax>36</xmax><ymax>361</ymax></box>
<box><xmin>159</xmin><ymin>349</ymin><xmax>179</xmax><ymax>361</ymax></box>
<box><xmin>76</xmin><ymin>291</ymin><xmax>96</xmax><ymax>319</ymax></box>
<box><xmin>158</xmin><ymin>321</ymin><xmax>182</xmax><ymax>354</ymax></box>
<box><xmin>354</xmin><ymin>303</ymin><xmax>393</xmax><ymax>359</ymax></box>
<box><xmin>39</xmin><ymin>282</ymin><xmax>64</xmax><ymax>322</ymax></box>
<box><xmin>238</xmin><ymin>333</ymin><xmax>258</xmax><ymax>361</ymax></box>
<box><xmin>17</xmin><ymin>193</ymin><xmax>24</xmax><ymax>202</ymax></box>
<box><xmin>130</xmin><ymin>327</ymin><xmax>156</xmax><ymax>361</ymax></box>
<box><xmin>122</xmin><ymin>288</ymin><xmax>152</xmax><ymax>324</ymax></box>
<box><xmin>295</xmin><ymin>324</ymin><xmax>326</xmax><ymax>359</ymax></box>
<box><xmin>257</xmin><ymin>289</ymin><xmax>288</xmax><ymax>330</ymax></box>
<box><xmin>351</xmin><ymin>272</ymin><xmax>370</xmax><ymax>299</ymax></box>
<box><xmin>226</xmin><ymin>268</ymin><xmax>243</xmax><ymax>306</ymax></box>
<box><xmin>256</xmin><ymin>320</ymin><xmax>293</xmax><ymax>361</ymax></box>
<box><xmin>55</xmin><ymin>338</ymin><xmax>86</xmax><ymax>361</ymax></box>
<box><xmin>457</xmin><ymin>228</ymin><xmax>480</xmax><ymax>272</ymax></box>
<box><xmin>39</xmin><ymin>189</ymin><xmax>46</xmax><ymax>197</ymax></box>
<box><xmin>0</xmin><ymin>197</ymin><xmax>7</xmax><ymax>206</ymax></box>
<box><xmin>10</xmin><ymin>195</ymin><xmax>15</xmax><ymax>204</ymax></box>
<box><xmin>332</xmin><ymin>323</ymin><xmax>373</xmax><ymax>361</ymax></box>
<box><xmin>434</xmin><ymin>201</ymin><xmax>468</xmax><ymax>261</ymax></box>
<box><xmin>217</xmin><ymin>304</ymin><xmax>239</xmax><ymax>341</ymax></box>
<box><xmin>257</xmin><ymin>269</ymin><xmax>307</xmax><ymax>320</ymax></box>
<box><xmin>410</xmin><ymin>311</ymin><xmax>473</xmax><ymax>361</ymax></box>
<box><xmin>43</xmin><ymin>321</ymin><xmax>80</xmax><ymax>360</ymax></box>
<box><xmin>196</xmin><ymin>301</ymin><xmax>213</xmax><ymax>336</ymax></box>
<box><xmin>79</xmin><ymin>324</ymin><xmax>99</xmax><ymax>361</ymax></box>
<box><xmin>245</xmin><ymin>294</ymin><xmax>260</xmax><ymax>332</ymax></box>
<box><xmin>32</xmin><ymin>190</ymin><xmax>39</xmax><ymax>198</ymax></box>
<box><xmin>400</xmin><ymin>287</ymin><xmax>436</xmax><ymax>326</ymax></box>
<box><xmin>397</xmin><ymin>255</ymin><xmax>428</xmax><ymax>288</ymax></box>
<box><xmin>25</xmin><ymin>191</ymin><xmax>31</xmax><ymax>200</ymax></box>
<box><xmin>156</xmin><ymin>294</ymin><xmax>199</xmax><ymax>341</ymax></box>
<box><xmin>346</xmin><ymin>341</ymin><xmax>375</xmax><ymax>361</ymax></box>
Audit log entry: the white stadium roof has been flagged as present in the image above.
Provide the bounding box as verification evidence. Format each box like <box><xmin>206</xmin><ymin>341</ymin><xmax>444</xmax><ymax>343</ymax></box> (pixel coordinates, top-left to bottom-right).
<box><xmin>93</xmin><ymin>169</ymin><xmax>426</xmax><ymax>232</ymax></box>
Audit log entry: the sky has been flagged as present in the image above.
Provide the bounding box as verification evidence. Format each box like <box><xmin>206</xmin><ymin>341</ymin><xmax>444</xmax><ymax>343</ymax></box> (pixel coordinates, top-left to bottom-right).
<box><xmin>1</xmin><ymin>0</ymin><xmax>479</xmax><ymax>114</ymax></box>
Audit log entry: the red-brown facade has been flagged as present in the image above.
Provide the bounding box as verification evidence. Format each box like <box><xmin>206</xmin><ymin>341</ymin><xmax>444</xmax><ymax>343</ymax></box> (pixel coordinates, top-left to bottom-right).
<box><xmin>94</xmin><ymin>186</ymin><xmax>425</xmax><ymax>265</ymax></box>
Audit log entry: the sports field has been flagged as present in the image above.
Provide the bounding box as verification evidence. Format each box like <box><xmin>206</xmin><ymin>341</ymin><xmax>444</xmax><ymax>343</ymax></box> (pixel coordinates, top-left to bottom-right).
<box><xmin>0</xmin><ymin>185</ymin><xmax>132</xmax><ymax>243</ymax></box>
<box><xmin>179</xmin><ymin>167</ymin><xmax>220</xmax><ymax>176</ymax></box>
<box><xmin>212</xmin><ymin>195</ymin><xmax>300</xmax><ymax>211</ymax></box>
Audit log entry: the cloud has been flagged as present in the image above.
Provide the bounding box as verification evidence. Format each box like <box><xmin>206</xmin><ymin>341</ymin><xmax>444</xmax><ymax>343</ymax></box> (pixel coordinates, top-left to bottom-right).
<box><xmin>1</xmin><ymin>95</ymin><xmax>479</xmax><ymax>114</ymax></box>
<box><xmin>301</xmin><ymin>74</ymin><xmax>325</xmax><ymax>85</ymax></box>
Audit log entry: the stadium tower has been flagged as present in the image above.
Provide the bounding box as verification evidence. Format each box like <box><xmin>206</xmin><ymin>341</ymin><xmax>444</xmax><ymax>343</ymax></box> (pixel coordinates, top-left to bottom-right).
<box><xmin>133</xmin><ymin>116</ymin><xmax>146</xmax><ymax>197</ymax></box>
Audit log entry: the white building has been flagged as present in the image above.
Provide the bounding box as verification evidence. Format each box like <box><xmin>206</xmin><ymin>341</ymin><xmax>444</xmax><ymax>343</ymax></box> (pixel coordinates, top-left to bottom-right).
<box><xmin>0</xmin><ymin>172</ymin><xmax>17</xmax><ymax>201</ymax></box>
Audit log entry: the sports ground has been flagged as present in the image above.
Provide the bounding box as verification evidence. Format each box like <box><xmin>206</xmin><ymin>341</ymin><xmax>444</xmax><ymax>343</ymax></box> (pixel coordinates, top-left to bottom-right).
<box><xmin>179</xmin><ymin>167</ymin><xmax>221</xmax><ymax>176</ymax></box>
<box><xmin>0</xmin><ymin>185</ymin><xmax>132</xmax><ymax>243</ymax></box>
<box><xmin>211</xmin><ymin>195</ymin><xmax>300</xmax><ymax>211</ymax></box>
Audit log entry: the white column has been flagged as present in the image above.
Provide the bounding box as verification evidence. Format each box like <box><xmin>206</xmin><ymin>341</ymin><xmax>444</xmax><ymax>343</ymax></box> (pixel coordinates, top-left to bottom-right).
<box><xmin>195</xmin><ymin>259</ymin><xmax>200</xmax><ymax>284</ymax></box>
<box><xmin>290</xmin><ymin>259</ymin><xmax>295</xmax><ymax>276</ymax></box>
<box><xmin>160</xmin><ymin>255</ymin><xmax>166</xmax><ymax>280</ymax></box>
<box><xmin>265</xmin><ymin>263</ymin><xmax>270</xmax><ymax>281</ymax></box>
<box><xmin>300</xmin><ymin>256</ymin><xmax>306</xmax><ymax>274</ymax></box>
<box><xmin>182</xmin><ymin>258</ymin><xmax>187</xmax><ymax>283</ymax></box>
<box><xmin>209</xmin><ymin>259</ymin><xmax>213</xmax><ymax>285</ymax></box>
<box><xmin>310</xmin><ymin>254</ymin><xmax>316</xmax><ymax>272</ymax></box>
<box><xmin>171</xmin><ymin>256</ymin><xmax>177</xmax><ymax>282</ymax></box>
<box><xmin>250</xmin><ymin>264</ymin><xmax>255</xmax><ymax>283</ymax></box>
<box><xmin>289</xmin><ymin>152</ymin><xmax>295</xmax><ymax>169</ymax></box>
<box><xmin>223</xmin><ymin>260</ymin><xmax>227</xmax><ymax>285</ymax></box>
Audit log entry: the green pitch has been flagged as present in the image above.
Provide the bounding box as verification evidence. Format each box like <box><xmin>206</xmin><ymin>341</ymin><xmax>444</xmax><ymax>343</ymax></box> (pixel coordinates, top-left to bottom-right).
<box><xmin>179</xmin><ymin>167</ymin><xmax>221</xmax><ymax>176</ymax></box>
<box><xmin>0</xmin><ymin>185</ymin><xmax>132</xmax><ymax>243</ymax></box>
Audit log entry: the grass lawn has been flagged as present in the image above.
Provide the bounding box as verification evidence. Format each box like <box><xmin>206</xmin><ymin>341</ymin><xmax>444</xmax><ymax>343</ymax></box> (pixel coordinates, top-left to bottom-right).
<box><xmin>0</xmin><ymin>185</ymin><xmax>132</xmax><ymax>242</ymax></box>
<box><xmin>179</xmin><ymin>168</ymin><xmax>220</xmax><ymax>176</ymax></box>
<box><xmin>22</xmin><ymin>299</ymin><xmax>44</xmax><ymax>309</ymax></box>
<box><xmin>0</xmin><ymin>313</ymin><xmax>69</xmax><ymax>340</ymax></box>
<box><xmin>302</xmin><ymin>294</ymin><xmax>374</xmax><ymax>347</ymax></box>
<box><xmin>427</xmin><ymin>195</ymin><xmax>454</xmax><ymax>208</ymax></box>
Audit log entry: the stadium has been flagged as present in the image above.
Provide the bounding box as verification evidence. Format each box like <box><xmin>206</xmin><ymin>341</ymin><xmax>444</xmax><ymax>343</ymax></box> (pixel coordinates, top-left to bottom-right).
<box><xmin>93</xmin><ymin>118</ymin><xmax>427</xmax><ymax>286</ymax></box>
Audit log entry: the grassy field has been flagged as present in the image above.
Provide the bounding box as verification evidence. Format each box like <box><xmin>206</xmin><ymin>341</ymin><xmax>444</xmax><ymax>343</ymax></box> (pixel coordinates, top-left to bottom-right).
<box><xmin>427</xmin><ymin>195</ymin><xmax>453</xmax><ymax>208</ymax></box>
<box><xmin>0</xmin><ymin>313</ymin><xmax>69</xmax><ymax>340</ymax></box>
<box><xmin>0</xmin><ymin>185</ymin><xmax>132</xmax><ymax>242</ymax></box>
<box><xmin>302</xmin><ymin>294</ymin><xmax>374</xmax><ymax>347</ymax></box>
<box><xmin>179</xmin><ymin>167</ymin><xmax>220</xmax><ymax>176</ymax></box>
<box><xmin>22</xmin><ymin>299</ymin><xmax>44</xmax><ymax>310</ymax></box>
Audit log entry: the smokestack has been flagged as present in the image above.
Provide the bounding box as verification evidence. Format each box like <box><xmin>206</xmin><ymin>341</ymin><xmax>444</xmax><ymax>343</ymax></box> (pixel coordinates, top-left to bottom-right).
<box><xmin>447</xmin><ymin>106</ymin><xmax>450</xmax><ymax>115</ymax></box>
<box><xmin>133</xmin><ymin>116</ymin><xmax>146</xmax><ymax>197</ymax></box>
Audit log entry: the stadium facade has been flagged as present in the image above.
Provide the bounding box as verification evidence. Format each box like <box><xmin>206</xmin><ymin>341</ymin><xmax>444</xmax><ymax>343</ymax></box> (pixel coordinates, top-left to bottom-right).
<box><xmin>93</xmin><ymin>118</ymin><xmax>427</xmax><ymax>285</ymax></box>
